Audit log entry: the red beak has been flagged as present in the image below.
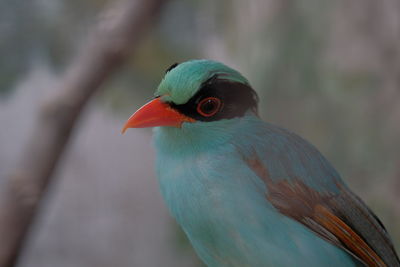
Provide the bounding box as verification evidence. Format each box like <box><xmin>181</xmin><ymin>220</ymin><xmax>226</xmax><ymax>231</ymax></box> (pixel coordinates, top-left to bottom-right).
<box><xmin>121</xmin><ymin>97</ymin><xmax>195</xmax><ymax>133</ymax></box>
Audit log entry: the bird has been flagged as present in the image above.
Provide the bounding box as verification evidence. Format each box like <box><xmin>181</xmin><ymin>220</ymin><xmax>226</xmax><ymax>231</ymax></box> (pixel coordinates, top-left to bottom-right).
<box><xmin>122</xmin><ymin>59</ymin><xmax>399</xmax><ymax>267</ymax></box>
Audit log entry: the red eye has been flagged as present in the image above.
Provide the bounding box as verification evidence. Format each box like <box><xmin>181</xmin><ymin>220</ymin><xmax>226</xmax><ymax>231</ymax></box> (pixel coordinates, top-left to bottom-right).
<box><xmin>197</xmin><ymin>97</ymin><xmax>222</xmax><ymax>117</ymax></box>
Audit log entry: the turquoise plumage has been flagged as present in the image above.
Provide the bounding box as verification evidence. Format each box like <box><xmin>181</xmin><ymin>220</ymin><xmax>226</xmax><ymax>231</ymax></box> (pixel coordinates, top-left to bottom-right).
<box><xmin>123</xmin><ymin>60</ymin><xmax>399</xmax><ymax>266</ymax></box>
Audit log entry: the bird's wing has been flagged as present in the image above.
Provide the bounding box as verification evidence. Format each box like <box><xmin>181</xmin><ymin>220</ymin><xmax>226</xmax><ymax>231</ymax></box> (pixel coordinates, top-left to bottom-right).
<box><xmin>245</xmin><ymin>155</ymin><xmax>400</xmax><ymax>267</ymax></box>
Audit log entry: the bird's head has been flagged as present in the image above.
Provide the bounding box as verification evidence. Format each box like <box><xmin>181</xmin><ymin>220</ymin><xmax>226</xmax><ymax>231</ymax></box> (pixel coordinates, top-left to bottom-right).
<box><xmin>122</xmin><ymin>59</ymin><xmax>258</xmax><ymax>133</ymax></box>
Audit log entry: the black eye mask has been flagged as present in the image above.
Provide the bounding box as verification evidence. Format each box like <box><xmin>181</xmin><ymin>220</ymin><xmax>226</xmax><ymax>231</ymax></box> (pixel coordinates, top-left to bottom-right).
<box><xmin>169</xmin><ymin>75</ymin><xmax>259</xmax><ymax>122</ymax></box>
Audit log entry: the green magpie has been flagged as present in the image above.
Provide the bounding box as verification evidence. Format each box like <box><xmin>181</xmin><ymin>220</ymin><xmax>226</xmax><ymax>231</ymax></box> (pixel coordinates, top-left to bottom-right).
<box><xmin>122</xmin><ymin>59</ymin><xmax>399</xmax><ymax>266</ymax></box>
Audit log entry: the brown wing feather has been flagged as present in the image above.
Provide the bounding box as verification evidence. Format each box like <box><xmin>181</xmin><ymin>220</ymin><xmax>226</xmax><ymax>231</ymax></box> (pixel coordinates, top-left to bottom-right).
<box><xmin>315</xmin><ymin>205</ymin><xmax>386</xmax><ymax>266</ymax></box>
<box><xmin>245</xmin><ymin>155</ymin><xmax>400</xmax><ymax>267</ymax></box>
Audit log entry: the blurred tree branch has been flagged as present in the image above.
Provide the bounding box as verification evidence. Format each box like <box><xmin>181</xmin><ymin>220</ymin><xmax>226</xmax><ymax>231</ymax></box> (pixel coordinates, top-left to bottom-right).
<box><xmin>0</xmin><ymin>0</ymin><xmax>167</xmax><ymax>266</ymax></box>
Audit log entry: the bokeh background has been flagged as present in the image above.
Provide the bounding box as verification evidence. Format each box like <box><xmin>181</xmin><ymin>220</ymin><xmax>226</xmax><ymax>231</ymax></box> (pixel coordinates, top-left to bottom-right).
<box><xmin>1</xmin><ymin>0</ymin><xmax>399</xmax><ymax>266</ymax></box>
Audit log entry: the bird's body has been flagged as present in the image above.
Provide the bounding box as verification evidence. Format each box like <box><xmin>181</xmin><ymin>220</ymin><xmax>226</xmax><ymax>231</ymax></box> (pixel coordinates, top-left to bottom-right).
<box><xmin>155</xmin><ymin>117</ymin><xmax>356</xmax><ymax>266</ymax></box>
<box><xmin>123</xmin><ymin>60</ymin><xmax>399</xmax><ymax>266</ymax></box>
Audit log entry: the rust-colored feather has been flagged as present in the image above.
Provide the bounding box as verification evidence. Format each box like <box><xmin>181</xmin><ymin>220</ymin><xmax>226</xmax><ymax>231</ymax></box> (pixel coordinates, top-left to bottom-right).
<box><xmin>315</xmin><ymin>205</ymin><xmax>386</xmax><ymax>266</ymax></box>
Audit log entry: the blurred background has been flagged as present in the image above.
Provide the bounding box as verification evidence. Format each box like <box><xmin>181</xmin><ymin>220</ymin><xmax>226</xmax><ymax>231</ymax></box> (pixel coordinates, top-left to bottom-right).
<box><xmin>0</xmin><ymin>0</ymin><xmax>399</xmax><ymax>266</ymax></box>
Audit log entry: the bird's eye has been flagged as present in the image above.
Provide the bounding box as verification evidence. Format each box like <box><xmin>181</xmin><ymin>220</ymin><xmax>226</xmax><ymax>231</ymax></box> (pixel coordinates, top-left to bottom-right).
<box><xmin>197</xmin><ymin>97</ymin><xmax>222</xmax><ymax>117</ymax></box>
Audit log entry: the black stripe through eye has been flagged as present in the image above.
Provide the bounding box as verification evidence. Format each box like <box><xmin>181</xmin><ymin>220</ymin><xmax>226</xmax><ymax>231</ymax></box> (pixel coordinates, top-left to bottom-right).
<box><xmin>169</xmin><ymin>76</ymin><xmax>258</xmax><ymax>122</ymax></box>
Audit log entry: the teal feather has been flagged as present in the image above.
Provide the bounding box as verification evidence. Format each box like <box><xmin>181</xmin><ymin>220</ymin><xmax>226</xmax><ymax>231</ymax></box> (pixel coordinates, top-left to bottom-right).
<box><xmin>157</xmin><ymin>60</ymin><xmax>249</xmax><ymax>105</ymax></box>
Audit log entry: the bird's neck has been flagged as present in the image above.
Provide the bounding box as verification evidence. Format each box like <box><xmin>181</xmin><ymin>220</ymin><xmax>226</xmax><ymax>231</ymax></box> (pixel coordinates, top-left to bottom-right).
<box><xmin>153</xmin><ymin>114</ymin><xmax>260</xmax><ymax>156</ymax></box>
